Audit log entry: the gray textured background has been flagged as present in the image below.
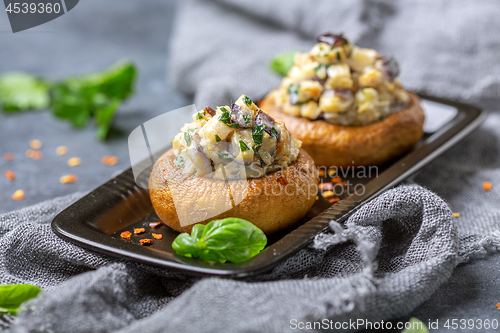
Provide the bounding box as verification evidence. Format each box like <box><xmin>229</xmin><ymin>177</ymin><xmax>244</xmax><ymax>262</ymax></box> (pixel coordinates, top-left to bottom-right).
<box><xmin>1</xmin><ymin>0</ymin><xmax>499</xmax><ymax>331</ymax></box>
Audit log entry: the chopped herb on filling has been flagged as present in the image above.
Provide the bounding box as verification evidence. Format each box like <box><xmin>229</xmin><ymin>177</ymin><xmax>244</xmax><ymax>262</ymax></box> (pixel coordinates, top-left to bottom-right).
<box><xmin>184</xmin><ymin>128</ymin><xmax>195</xmax><ymax>146</ymax></box>
<box><xmin>251</xmin><ymin>124</ymin><xmax>266</xmax><ymax>145</ymax></box>
<box><xmin>243</xmin><ymin>114</ymin><xmax>251</xmax><ymax>124</ymax></box>
<box><xmin>239</xmin><ymin>140</ymin><xmax>250</xmax><ymax>152</ymax></box>
<box><xmin>174</xmin><ymin>156</ymin><xmax>184</xmax><ymax>168</ymax></box>
<box><xmin>242</xmin><ymin>96</ymin><xmax>253</xmax><ymax>106</ymax></box>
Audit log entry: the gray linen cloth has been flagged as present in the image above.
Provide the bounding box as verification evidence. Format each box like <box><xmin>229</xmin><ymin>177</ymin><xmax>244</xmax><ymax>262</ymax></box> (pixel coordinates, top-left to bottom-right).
<box><xmin>2</xmin><ymin>0</ymin><xmax>500</xmax><ymax>332</ymax></box>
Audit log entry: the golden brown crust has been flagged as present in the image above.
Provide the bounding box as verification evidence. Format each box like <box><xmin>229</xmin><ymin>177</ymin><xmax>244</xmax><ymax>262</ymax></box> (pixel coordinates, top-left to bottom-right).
<box><xmin>259</xmin><ymin>91</ymin><xmax>425</xmax><ymax>167</ymax></box>
<box><xmin>149</xmin><ymin>149</ymin><xmax>318</xmax><ymax>235</ymax></box>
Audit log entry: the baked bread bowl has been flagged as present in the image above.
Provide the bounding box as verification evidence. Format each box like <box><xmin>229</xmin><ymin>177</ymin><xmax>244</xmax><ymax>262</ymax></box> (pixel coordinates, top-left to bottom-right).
<box><xmin>259</xmin><ymin>33</ymin><xmax>425</xmax><ymax>167</ymax></box>
<box><xmin>149</xmin><ymin>95</ymin><xmax>318</xmax><ymax>235</ymax></box>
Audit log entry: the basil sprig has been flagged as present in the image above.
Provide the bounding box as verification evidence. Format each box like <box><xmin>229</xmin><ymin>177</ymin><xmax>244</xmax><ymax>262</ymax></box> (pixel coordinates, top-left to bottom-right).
<box><xmin>0</xmin><ymin>284</ymin><xmax>42</xmax><ymax>315</ymax></box>
<box><xmin>172</xmin><ymin>218</ymin><xmax>267</xmax><ymax>263</ymax></box>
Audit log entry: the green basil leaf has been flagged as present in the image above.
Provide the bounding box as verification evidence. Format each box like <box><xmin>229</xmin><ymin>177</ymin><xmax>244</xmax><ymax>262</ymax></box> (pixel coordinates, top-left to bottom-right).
<box><xmin>251</xmin><ymin>124</ymin><xmax>266</xmax><ymax>146</ymax></box>
<box><xmin>402</xmin><ymin>318</ymin><xmax>429</xmax><ymax>333</ymax></box>
<box><xmin>0</xmin><ymin>73</ymin><xmax>50</xmax><ymax>112</ymax></box>
<box><xmin>172</xmin><ymin>218</ymin><xmax>267</xmax><ymax>263</ymax></box>
<box><xmin>269</xmin><ymin>51</ymin><xmax>297</xmax><ymax>76</ymax></box>
<box><xmin>239</xmin><ymin>140</ymin><xmax>250</xmax><ymax>152</ymax></box>
<box><xmin>0</xmin><ymin>284</ymin><xmax>42</xmax><ymax>315</ymax></box>
<box><xmin>215</xmin><ymin>134</ymin><xmax>222</xmax><ymax>142</ymax></box>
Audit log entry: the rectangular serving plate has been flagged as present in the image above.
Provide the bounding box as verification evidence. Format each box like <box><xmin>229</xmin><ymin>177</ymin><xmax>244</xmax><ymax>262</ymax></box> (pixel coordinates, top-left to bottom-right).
<box><xmin>52</xmin><ymin>95</ymin><xmax>486</xmax><ymax>277</ymax></box>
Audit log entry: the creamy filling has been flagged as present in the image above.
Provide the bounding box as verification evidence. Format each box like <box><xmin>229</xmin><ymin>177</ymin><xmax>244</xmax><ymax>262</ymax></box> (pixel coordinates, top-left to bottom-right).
<box><xmin>171</xmin><ymin>95</ymin><xmax>301</xmax><ymax>179</ymax></box>
<box><xmin>272</xmin><ymin>33</ymin><xmax>410</xmax><ymax>126</ymax></box>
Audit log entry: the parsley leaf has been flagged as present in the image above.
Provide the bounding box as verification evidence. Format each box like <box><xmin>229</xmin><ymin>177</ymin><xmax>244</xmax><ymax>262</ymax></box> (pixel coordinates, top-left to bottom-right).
<box><xmin>239</xmin><ymin>140</ymin><xmax>250</xmax><ymax>152</ymax></box>
<box><xmin>215</xmin><ymin>134</ymin><xmax>222</xmax><ymax>142</ymax></box>
<box><xmin>269</xmin><ymin>51</ymin><xmax>297</xmax><ymax>76</ymax></box>
<box><xmin>0</xmin><ymin>73</ymin><xmax>50</xmax><ymax>112</ymax></box>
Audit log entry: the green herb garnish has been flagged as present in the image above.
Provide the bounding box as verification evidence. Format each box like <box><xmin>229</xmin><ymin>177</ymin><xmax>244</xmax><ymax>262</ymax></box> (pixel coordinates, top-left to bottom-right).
<box><xmin>184</xmin><ymin>129</ymin><xmax>195</xmax><ymax>146</ymax></box>
<box><xmin>239</xmin><ymin>140</ymin><xmax>250</xmax><ymax>152</ymax></box>
<box><xmin>215</xmin><ymin>134</ymin><xmax>222</xmax><ymax>142</ymax></box>
<box><xmin>270</xmin><ymin>126</ymin><xmax>278</xmax><ymax>139</ymax></box>
<box><xmin>172</xmin><ymin>218</ymin><xmax>267</xmax><ymax>263</ymax></box>
<box><xmin>195</xmin><ymin>110</ymin><xmax>205</xmax><ymax>120</ymax></box>
<box><xmin>218</xmin><ymin>106</ymin><xmax>231</xmax><ymax>125</ymax></box>
<box><xmin>336</xmin><ymin>51</ymin><xmax>341</xmax><ymax>61</ymax></box>
<box><xmin>252</xmin><ymin>145</ymin><xmax>260</xmax><ymax>156</ymax></box>
<box><xmin>174</xmin><ymin>156</ymin><xmax>185</xmax><ymax>168</ymax></box>
<box><xmin>242</xmin><ymin>96</ymin><xmax>252</xmax><ymax>106</ymax></box>
<box><xmin>243</xmin><ymin>114</ymin><xmax>251</xmax><ymax>124</ymax></box>
<box><xmin>218</xmin><ymin>106</ymin><xmax>239</xmax><ymax>128</ymax></box>
<box><xmin>269</xmin><ymin>51</ymin><xmax>297</xmax><ymax>76</ymax></box>
<box><xmin>0</xmin><ymin>74</ymin><xmax>50</xmax><ymax>112</ymax></box>
<box><xmin>0</xmin><ymin>60</ymin><xmax>136</xmax><ymax>140</ymax></box>
<box><xmin>0</xmin><ymin>284</ymin><xmax>42</xmax><ymax>315</ymax></box>
<box><xmin>251</xmin><ymin>124</ymin><xmax>266</xmax><ymax>145</ymax></box>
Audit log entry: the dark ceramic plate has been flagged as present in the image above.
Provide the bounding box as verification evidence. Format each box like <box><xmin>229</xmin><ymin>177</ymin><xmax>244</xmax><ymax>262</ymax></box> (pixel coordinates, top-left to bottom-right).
<box><xmin>52</xmin><ymin>95</ymin><xmax>486</xmax><ymax>277</ymax></box>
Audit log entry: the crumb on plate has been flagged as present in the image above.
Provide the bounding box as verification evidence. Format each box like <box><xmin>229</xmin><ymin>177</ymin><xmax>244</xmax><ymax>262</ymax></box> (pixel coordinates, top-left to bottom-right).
<box><xmin>120</xmin><ymin>231</ymin><xmax>132</xmax><ymax>239</ymax></box>
<box><xmin>12</xmin><ymin>189</ymin><xmax>25</xmax><ymax>200</ymax></box>
<box><xmin>134</xmin><ymin>228</ymin><xmax>146</xmax><ymax>234</ymax></box>
<box><xmin>140</xmin><ymin>239</ymin><xmax>153</xmax><ymax>246</ymax></box>
<box><xmin>60</xmin><ymin>174</ymin><xmax>78</xmax><ymax>184</ymax></box>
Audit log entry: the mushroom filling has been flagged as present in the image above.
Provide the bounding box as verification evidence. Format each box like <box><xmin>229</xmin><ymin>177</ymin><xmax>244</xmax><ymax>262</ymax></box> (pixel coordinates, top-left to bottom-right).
<box><xmin>171</xmin><ymin>95</ymin><xmax>301</xmax><ymax>179</ymax></box>
<box><xmin>270</xmin><ymin>33</ymin><xmax>411</xmax><ymax>126</ymax></box>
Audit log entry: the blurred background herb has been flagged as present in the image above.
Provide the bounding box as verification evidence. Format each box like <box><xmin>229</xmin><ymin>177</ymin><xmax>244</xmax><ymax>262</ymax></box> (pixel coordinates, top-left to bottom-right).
<box><xmin>0</xmin><ymin>60</ymin><xmax>137</xmax><ymax>140</ymax></box>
